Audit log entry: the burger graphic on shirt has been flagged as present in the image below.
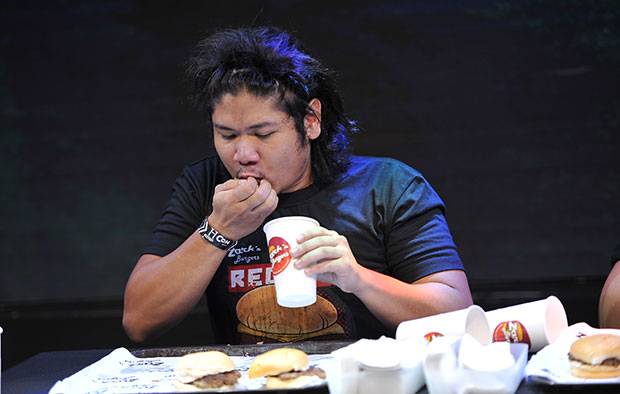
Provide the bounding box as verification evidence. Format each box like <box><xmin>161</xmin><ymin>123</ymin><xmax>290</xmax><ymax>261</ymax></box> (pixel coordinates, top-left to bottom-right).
<box><xmin>235</xmin><ymin>284</ymin><xmax>345</xmax><ymax>342</ymax></box>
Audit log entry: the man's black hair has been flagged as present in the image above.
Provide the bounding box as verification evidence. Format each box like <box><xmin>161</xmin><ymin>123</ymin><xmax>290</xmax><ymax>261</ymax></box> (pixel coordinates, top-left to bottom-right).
<box><xmin>187</xmin><ymin>26</ymin><xmax>358</xmax><ymax>186</ymax></box>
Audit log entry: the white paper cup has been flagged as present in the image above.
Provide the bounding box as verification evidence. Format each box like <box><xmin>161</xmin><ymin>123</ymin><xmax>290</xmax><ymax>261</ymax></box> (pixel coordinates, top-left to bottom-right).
<box><xmin>485</xmin><ymin>295</ymin><xmax>568</xmax><ymax>352</ymax></box>
<box><xmin>395</xmin><ymin>305</ymin><xmax>490</xmax><ymax>344</ymax></box>
<box><xmin>263</xmin><ymin>216</ymin><xmax>319</xmax><ymax>308</ymax></box>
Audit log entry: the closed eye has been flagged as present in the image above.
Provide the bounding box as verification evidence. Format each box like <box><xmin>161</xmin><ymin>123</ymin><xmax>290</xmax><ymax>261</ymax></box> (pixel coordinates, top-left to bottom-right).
<box><xmin>256</xmin><ymin>131</ymin><xmax>275</xmax><ymax>139</ymax></box>
<box><xmin>215</xmin><ymin>130</ymin><xmax>237</xmax><ymax>140</ymax></box>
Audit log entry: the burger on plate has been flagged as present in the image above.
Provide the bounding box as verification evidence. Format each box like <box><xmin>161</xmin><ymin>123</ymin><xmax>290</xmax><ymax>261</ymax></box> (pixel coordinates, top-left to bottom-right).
<box><xmin>568</xmin><ymin>333</ymin><xmax>620</xmax><ymax>379</ymax></box>
<box><xmin>175</xmin><ymin>351</ymin><xmax>241</xmax><ymax>390</ymax></box>
<box><xmin>248</xmin><ymin>347</ymin><xmax>326</xmax><ymax>389</ymax></box>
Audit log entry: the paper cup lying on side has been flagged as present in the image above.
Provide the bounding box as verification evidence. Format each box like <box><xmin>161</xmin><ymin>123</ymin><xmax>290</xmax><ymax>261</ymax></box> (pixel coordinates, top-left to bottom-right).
<box><xmin>263</xmin><ymin>216</ymin><xmax>319</xmax><ymax>308</ymax></box>
<box><xmin>485</xmin><ymin>295</ymin><xmax>568</xmax><ymax>352</ymax></box>
<box><xmin>396</xmin><ymin>305</ymin><xmax>490</xmax><ymax>344</ymax></box>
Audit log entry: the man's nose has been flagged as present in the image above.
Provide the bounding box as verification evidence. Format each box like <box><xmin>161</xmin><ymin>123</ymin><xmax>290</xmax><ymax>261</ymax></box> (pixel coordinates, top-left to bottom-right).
<box><xmin>233</xmin><ymin>137</ymin><xmax>260</xmax><ymax>164</ymax></box>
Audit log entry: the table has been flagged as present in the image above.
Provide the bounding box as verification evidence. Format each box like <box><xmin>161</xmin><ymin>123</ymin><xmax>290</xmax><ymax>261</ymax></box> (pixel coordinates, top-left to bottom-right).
<box><xmin>3</xmin><ymin>348</ymin><xmax>110</xmax><ymax>394</ymax></box>
<box><xmin>3</xmin><ymin>342</ymin><xmax>619</xmax><ymax>394</ymax></box>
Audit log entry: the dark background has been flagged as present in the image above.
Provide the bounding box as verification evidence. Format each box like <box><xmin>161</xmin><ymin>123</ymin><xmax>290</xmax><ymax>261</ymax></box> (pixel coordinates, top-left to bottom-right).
<box><xmin>2</xmin><ymin>0</ymin><xmax>619</xmax><ymax>370</ymax></box>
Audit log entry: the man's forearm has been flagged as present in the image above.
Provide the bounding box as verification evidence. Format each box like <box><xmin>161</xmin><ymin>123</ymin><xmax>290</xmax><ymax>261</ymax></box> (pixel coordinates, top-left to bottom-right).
<box><xmin>123</xmin><ymin>231</ymin><xmax>226</xmax><ymax>341</ymax></box>
<box><xmin>353</xmin><ymin>268</ymin><xmax>473</xmax><ymax>329</ymax></box>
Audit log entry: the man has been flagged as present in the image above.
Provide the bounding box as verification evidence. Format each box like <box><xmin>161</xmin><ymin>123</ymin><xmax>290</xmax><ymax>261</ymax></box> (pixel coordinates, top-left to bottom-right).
<box><xmin>123</xmin><ymin>27</ymin><xmax>472</xmax><ymax>344</ymax></box>
<box><xmin>599</xmin><ymin>243</ymin><xmax>620</xmax><ymax>327</ymax></box>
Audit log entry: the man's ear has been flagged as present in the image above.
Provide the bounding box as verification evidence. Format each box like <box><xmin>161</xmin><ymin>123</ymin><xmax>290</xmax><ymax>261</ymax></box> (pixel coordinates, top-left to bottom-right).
<box><xmin>304</xmin><ymin>98</ymin><xmax>322</xmax><ymax>141</ymax></box>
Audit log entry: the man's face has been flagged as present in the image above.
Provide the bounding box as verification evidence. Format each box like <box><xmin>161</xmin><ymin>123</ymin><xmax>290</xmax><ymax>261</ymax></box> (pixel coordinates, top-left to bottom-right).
<box><xmin>212</xmin><ymin>90</ymin><xmax>319</xmax><ymax>193</ymax></box>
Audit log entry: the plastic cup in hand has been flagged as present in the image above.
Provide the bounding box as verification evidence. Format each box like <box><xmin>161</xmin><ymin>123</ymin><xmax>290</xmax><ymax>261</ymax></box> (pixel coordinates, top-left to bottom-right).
<box><xmin>263</xmin><ymin>216</ymin><xmax>319</xmax><ymax>308</ymax></box>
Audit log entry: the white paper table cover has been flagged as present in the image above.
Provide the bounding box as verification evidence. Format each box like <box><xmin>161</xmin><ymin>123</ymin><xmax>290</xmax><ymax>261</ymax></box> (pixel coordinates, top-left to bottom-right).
<box><xmin>526</xmin><ymin>322</ymin><xmax>620</xmax><ymax>385</ymax></box>
<box><xmin>49</xmin><ymin>347</ymin><xmax>332</xmax><ymax>393</ymax></box>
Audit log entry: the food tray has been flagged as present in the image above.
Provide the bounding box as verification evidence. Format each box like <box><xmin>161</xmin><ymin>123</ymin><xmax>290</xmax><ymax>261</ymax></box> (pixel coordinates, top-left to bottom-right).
<box><xmin>50</xmin><ymin>341</ymin><xmax>352</xmax><ymax>393</ymax></box>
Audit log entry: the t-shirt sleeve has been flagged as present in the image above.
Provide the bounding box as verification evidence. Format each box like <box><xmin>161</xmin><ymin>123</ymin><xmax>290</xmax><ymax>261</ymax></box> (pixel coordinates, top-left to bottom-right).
<box><xmin>142</xmin><ymin>165</ymin><xmax>208</xmax><ymax>257</ymax></box>
<box><xmin>385</xmin><ymin>174</ymin><xmax>464</xmax><ymax>283</ymax></box>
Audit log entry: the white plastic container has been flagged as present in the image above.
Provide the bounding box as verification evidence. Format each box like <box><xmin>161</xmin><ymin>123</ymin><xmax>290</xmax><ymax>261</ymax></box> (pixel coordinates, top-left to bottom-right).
<box><xmin>423</xmin><ymin>337</ymin><xmax>528</xmax><ymax>394</ymax></box>
<box><xmin>326</xmin><ymin>337</ymin><xmax>426</xmax><ymax>394</ymax></box>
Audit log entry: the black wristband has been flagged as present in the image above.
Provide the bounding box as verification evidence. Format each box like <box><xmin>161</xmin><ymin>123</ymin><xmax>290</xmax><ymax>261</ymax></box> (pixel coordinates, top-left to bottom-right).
<box><xmin>197</xmin><ymin>219</ymin><xmax>238</xmax><ymax>251</ymax></box>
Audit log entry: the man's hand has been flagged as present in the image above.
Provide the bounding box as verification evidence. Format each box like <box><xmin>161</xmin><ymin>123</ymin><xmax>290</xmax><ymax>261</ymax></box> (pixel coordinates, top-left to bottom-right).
<box><xmin>292</xmin><ymin>226</ymin><xmax>366</xmax><ymax>293</ymax></box>
<box><xmin>292</xmin><ymin>225</ymin><xmax>472</xmax><ymax>329</ymax></box>
<box><xmin>208</xmin><ymin>177</ymin><xmax>278</xmax><ymax>240</ymax></box>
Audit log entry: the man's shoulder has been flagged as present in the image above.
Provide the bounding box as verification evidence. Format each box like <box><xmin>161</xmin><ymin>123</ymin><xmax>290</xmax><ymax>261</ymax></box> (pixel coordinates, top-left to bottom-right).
<box><xmin>343</xmin><ymin>156</ymin><xmax>437</xmax><ymax>201</ymax></box>
<box><xmin>347</xmin><ymin>155</ymin><xmax>423</xmax><ymax>178</ymax></box>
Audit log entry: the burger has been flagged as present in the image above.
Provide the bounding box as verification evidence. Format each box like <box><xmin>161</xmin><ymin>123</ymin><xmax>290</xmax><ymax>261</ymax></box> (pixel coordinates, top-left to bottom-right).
<box><xmin>248</xmin><ymin>347</ymin><xmax>326</xmax><ymax>389</ymax></box>
<box><xmin>174</xmin><ymin>351</ymin><xmax>241</xmax><ymax>390</ymax></box>
<box><xmin>568</xmin><ymin>334</ymin><xmax>620</xmax><ymax>379</ymax></box>
<box><xmin>236</xmin><ymin>284</ymin><xmax>344</xmax><ymax>342</ymax></box>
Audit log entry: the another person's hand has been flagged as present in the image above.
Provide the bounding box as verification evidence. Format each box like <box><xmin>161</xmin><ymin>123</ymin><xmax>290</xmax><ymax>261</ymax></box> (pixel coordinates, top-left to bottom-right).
<box><xmin>208</xmin><ymin>177</ymin><xmax>278</xmax><ymax>240</ymax></box>
<box><xmin>292</xmin><ymin>226</ymin><xmax>366</xmax><ymax>293</ymax></box>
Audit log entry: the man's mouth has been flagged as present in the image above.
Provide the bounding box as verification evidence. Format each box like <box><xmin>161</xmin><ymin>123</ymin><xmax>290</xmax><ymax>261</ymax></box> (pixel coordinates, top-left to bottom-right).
<box><xmin>237</xmin><ymin>170</ymin><xmax>263</xmax><ymax>182</ymax></box>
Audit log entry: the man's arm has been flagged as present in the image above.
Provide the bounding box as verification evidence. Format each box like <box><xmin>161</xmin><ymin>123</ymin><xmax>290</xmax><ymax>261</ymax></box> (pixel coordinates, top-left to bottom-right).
<box><xmin>123</xmin><ymin>236</ymin><xmax>226</xmax><ymax>342</ymax></box>
<box><xmin>351</xmin><ymin>268</ymin><xmax>471</xmax><ymax>329</ymax></box>
<box><xmin>294</xmin><ymin>227</ymin><xmax>472</xmax><ymax>329</ymax></box>
<box><xmin>599</xmin><ymin>261</ymin><xmax>620</xmax><ymax>328</ymax></box>
<box><xmin>123</xmin><ymin>178</ymin><xmax>277</xmax><ymax>342</ymax></box>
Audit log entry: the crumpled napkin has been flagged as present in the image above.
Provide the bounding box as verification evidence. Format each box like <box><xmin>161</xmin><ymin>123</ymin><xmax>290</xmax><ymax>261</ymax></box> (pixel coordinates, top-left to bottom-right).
<box><xmin>458</xmin><ymin>333</ymin><xmax>515</xmax><ymax>371</ymax></box>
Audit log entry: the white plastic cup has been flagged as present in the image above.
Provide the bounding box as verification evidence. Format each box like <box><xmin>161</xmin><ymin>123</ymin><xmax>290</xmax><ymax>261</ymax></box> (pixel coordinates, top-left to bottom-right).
<box><xmin>263</xmin><ymin>216</ymin><xmax>319</xmax><ymax>308</ymax></box>
<box><xmin>395</xmin><ymin>305</ymin><xmax>491</xmax><ymax>345</ymax></box>
<box><xmin>485</xmin><ymin>295</ymin><xmax>568</xmax><ymax>352</ymax></box>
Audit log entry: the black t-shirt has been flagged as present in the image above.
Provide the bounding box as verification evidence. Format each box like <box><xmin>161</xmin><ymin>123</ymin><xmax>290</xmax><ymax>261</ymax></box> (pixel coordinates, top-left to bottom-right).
<box><xmin>144</xmin><ymin>155</ymin><xmax>465</xmax><ymax>343</ymax></box>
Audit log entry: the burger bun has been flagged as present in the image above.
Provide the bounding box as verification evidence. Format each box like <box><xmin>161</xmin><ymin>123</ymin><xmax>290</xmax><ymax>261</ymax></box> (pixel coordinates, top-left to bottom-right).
<box><xmin>569</xmin><ymin>334</ymin><xmax>620</xmax><ymax>379</ymax></box>
<box><xmin>175</xmin><ymin>351</ymin><xmax>236</xmax><ymax>383</ymax></box>
<box><xmin>248</xmin><ymin>347</ymin><xmax>308</xmax><ymax>379</ymax></box>
<box><xmin>266</xmin><ymin>374</ymin><xmax>325</xmax><ymax>389</ymax></box>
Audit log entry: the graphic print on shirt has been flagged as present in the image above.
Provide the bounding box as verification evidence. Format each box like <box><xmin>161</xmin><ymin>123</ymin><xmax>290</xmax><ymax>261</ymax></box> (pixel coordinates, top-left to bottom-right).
<box><xmin>235</xmin><ymin>285</ymin><xmax>345</xmax><ymax>342</ymax></box>
<box><xmin>225</xmin><ymin>238</ymin><xmax>349</xmax><ymax>343</ymax></box>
